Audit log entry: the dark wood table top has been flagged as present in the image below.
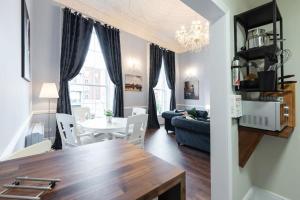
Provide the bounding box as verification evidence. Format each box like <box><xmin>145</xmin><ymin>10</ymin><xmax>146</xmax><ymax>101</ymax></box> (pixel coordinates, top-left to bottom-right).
<box><xmin>0</xmin><ymin>140</ymin><xmax>185</xmax><ymax>200</ymax></box>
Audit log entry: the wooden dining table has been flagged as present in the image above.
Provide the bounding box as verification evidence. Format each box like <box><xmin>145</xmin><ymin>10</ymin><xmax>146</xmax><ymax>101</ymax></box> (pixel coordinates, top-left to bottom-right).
<box><xmin>0</xmin><ymin>140</ymin><xmax>185</xmax><ymax>200</ymax></box>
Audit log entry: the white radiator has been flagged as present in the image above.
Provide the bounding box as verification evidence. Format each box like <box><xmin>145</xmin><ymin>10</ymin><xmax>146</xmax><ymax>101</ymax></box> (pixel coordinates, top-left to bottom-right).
<box><xmin>25</xmin><ymin>123</ymin><xmax>44</xmax><ymax>147</ymax></box>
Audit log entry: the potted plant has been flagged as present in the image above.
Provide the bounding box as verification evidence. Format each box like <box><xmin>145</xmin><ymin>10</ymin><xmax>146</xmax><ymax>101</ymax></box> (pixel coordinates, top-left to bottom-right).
<box><xmin>105</xmin><ymin>110</ymin><xmax>113</xmax><ymax>123</ymax></box>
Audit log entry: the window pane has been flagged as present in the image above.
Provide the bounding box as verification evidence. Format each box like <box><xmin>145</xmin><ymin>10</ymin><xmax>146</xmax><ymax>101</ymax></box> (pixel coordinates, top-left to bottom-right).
<box><xmin>89</xmin><ymin>32</ymin><xmax>100</xmax><ymax>52</ymax></box>
<box><xmin>70</xmin><ymin>91</ymin><xmax>81</xmax><ymax>106</ymax></box>
<box><xmin>94</xmin><ymin>51</ymin><xmax>106</xmax><ymax>69</ymax></box>
<box><xmin>100</xmin><ymin>69</ymin><xmax>106</xmax><ymax>85</ymax></box>
<box><xmin>154</xmin><ymin>90</ymin><xmax>163</xmax><ymax>115</ymax></box>
<box><xmin>95</xmin><ymin>87</ymin><xmax>107</xmax><ymax>117</ymax></box>
<box><xmin>84</xmin><ymin>51</ymin><xmax>96</xmax><ymax>67</ymax></box>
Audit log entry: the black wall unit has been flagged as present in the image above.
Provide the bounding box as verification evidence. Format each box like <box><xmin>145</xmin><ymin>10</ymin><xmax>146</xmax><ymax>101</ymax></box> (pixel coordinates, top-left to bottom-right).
<box><xmin>234</xmin><ymin>0</ymin><xmax>284</xmax><ymax>91</ymax></box>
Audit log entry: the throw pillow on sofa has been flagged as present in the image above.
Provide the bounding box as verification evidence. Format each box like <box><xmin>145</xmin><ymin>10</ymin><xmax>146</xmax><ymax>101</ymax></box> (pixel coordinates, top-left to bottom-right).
<box><xmin>187</xmin><ymin>108</ymin><xmax>208</xmax><ymax>119</ymax></box>
<box><xmin>196</xmin><ymin>110</ymin><xmax>208</xmax><ymax>119</ymax></box>
<box><xmin>187</xmin><ymin>108</ymin><xmax>197</xmax><ymax>119</ymax></box>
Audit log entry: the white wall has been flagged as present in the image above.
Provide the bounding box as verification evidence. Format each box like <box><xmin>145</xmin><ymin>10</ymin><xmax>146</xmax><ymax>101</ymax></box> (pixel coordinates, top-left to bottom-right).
<box><xmin>203</xmin><ymin>1</ymin><xmax>253</xmax><ymax>200</ymax></box>
<box><xmin>120</xmin><ymin>31</ymin><xmax>148</xmax><ymax>117</ymax></box>
<box><xmin>30</xmin><ymin>0</ymin><xmax>61</xmax><ymax>138</ymax></box>
<box><xmin>214</xmin><ymin>0</ymin><xmax>300</xmax><ymax>199</ymax></box>
<box><xmin>177</xmin><ymin>47</ymin><xmax>210</xmax><ymax>110</ymax></box>
<box><xmin>240</xmin><ymin>0</ymin><xmax>300</xmax><ymax>199</ymax></box>
<box><xmin>121</xmin><ymin>31</ymin><xmax>183</xmax><ymax>117</ymax></box>
<box><xmin>208</xmin><ymin>15</ymin><xmax>233</xmax><ymax>200</ymax></box>
<box><xmin>0</xmin><ymin>0</ymin><xmax>33</xmax><ymax>158</ymax></box>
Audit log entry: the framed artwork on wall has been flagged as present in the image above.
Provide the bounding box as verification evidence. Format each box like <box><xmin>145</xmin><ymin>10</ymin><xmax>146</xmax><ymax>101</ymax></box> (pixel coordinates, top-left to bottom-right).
<box><xmin>125</xmin><ymin>74</ymin><xmax>142</xmax><ymax>92</ymax></box>
<box><xmin>21</xmin><ymin>0</ymin><xmax>31</xmax><ymax>82</ymax></box>
<box><xmin>184</xmin><ymin>80</ymin><xmax>199</xmax><ymax>100</ymax></box>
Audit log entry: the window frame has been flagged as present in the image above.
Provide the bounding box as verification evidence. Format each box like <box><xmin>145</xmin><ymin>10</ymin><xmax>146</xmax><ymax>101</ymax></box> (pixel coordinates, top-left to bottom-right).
<box><xmin>68</xmin><ymin>28</ymin><xmax>114</xmax><ymax>117</ymax></box>
<box><xmin>154</xmin><ymin>60</ymin><xmax>171</xmax><ymax>115</ymax></box>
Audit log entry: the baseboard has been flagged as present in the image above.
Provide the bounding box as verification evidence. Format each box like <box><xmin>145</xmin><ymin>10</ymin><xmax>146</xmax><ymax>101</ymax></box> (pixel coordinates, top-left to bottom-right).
<box><xmin>243</xmin><ymin>187</ymin><xmax>290</xmax><ymax>200</ymax></box>
<box><xmin>32</xmin><ymin>110</ymin><xmax>57</xmax><ymax>115</ymax></box>
<box><xmin>0</xmin><ymin>114</ymin><xmax>33</xmax><ymax>161</ymax></box>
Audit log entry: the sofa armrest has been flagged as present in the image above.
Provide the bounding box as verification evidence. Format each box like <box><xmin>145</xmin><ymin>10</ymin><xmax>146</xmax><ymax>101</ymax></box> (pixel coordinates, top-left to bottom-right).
<box><xmin>162</xmin><ymin>111</ymin><xmax>183</xmax><ymax>119</ymax></box>
<box><xmin>171</xmin><ymin>116</ymin><xmax>210</xmax><ymax>135</ymax></box>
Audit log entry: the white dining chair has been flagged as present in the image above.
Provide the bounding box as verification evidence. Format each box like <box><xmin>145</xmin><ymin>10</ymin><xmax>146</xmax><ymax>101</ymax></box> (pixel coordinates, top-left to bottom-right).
<box><xmin>111</xmin><ymin>114</ymin><xmax>148</xmax><ymax>148</ymax></box>
<box><xmin>56</xmin><ymin>113</ymin><xmax>105</xmax><ymax>148</ymax></box>
<box><xmin>132</xmin><ymin>107</ymin><xmax>147</xmax><ymax>116</ymax></box>
<box><xmin>72</xmin><ymin>106</ymin><xmax>100</xmax><ymax>138</ymax></box>
<box><xmin>7</xmin><ymin>140</ymin><xmax>52</xmax><ymax>160</ymax></box>
<box><xmin>72</xmin><ymin>107</ymin><xmax>91</xmax><ymax>122</ymax></box>
<box><xmin>56</xmin><ymin>113</ymin><xmax>81</xmax><ymax>149</ymax></box>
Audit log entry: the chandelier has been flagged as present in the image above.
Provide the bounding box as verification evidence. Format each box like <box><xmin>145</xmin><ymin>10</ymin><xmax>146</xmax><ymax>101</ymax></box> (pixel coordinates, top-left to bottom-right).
<box><xmin>175</xmin><ymin>21</ymin><xmax>209</xmax><ymax>52</ymax></box>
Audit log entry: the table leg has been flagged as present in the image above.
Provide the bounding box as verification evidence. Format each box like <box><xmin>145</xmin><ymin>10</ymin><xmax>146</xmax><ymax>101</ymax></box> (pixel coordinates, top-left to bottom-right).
<box><xmin>158</xmin><ymin>175</ymin><xmax>185</xmax><ymax>200</ymax></box>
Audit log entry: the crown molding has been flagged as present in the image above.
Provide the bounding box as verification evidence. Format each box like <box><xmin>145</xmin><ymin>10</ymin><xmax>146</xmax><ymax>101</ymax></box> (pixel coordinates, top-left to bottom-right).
<box><xmin>53</xmin><ymin>0</ymin><xmax>203</xmax><ymax>53</ymax></box>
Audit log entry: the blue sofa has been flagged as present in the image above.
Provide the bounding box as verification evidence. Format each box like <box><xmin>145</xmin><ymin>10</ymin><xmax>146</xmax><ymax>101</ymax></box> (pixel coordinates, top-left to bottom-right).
<box><xmin>171</xmin><ymin>115</ymin><xmax>210</xmax><ymax>152</ymax></box>
<box><xmin>161</xmin><ymin>111</ymin><xmax>184</xmax><ymax>132</ymax></box>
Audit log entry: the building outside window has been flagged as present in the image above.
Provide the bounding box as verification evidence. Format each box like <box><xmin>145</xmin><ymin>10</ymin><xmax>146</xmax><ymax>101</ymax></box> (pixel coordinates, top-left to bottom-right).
<box><xmin>69</xmin><ymin>28</ymin><xmax>114</xmax><ymax>117</ymax></box>
<box><xmin>154</xmin><ymin>60</ymin><xmax>171</xmax><ymax>115</ymax></box>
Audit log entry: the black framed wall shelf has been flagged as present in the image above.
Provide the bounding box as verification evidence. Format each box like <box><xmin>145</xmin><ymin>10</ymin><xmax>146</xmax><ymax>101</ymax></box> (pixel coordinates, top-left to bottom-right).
<box><xmin>234</xmin><ymin>0</ymin><xmax>285</xmax><ymax>91</ymax></box>
<box><xmin>235</xmin><ymin>87</ymin><xmax>284</xmax><ymax>93</ymax></box>
<box><xmin>234</xmin><ymin>1</ymin><xmax>282</xmax><ymax>30</ymax></box>
<box><xmin>234</xmin><ymin>1</ymin><xmax>297</xmax><ymax>168</ymax></box>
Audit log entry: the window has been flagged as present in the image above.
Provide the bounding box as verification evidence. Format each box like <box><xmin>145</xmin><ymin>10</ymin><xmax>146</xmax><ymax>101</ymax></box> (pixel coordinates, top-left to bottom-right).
<box><xmin>69</xmin><ymin>28</ymin><xmax>114</xmax><ymax>117</ymax></box>
<box><xmin>154</xmin><ymin>60</ymin><xmax>171</xmax><ymax>115</ymax></box>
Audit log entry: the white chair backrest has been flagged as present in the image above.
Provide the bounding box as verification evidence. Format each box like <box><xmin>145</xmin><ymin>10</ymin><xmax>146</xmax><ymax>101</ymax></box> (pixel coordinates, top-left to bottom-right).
<box><xmin>56</xmin><ymin>113</ymin><xmax>79</xmax><ymax>149</ymax></box>
<box><xmin>125</xmin><ymin>114</ymin><xmax>148</xmax><ymax>142</ymax></box>
<box><xmin>132</xmin><ymin>107</ymin><xmax>147</xmax><ymax>116</ymax></box>
<box><xmin>72</xmin><ymin>107</ymin><xmax>90</xmax><ymax>122</ymax></box>
<box><xmin>7</xmin><ymin>140</ymin><xmax>52</xmax><ymax>160</ymax></box>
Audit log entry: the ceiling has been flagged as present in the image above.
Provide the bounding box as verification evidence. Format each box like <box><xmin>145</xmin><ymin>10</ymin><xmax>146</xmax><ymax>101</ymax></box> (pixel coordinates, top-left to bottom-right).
<box><xmin>54</xmin><ymin>0</ymin><xmax>209</xmax><ymax>53</ymax></box>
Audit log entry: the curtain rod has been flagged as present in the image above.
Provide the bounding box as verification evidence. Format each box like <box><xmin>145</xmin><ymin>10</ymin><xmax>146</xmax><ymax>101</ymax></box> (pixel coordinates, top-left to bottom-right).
<box><xmin>68</xmin><ymin>7</ymin><xmax>107</xmax><ymax>26</ymax></box>
<box><xmin>58</xmin><ymin>5</ymin><xmax>115</xmax><ymax>28</ymax></box>
<box><xmin>150</xmin><ymin>43</ymin><xmax>172</xmax><ymax>52</ymax></box>
<box><xmin>56</xmin><ymin>3</ymin><xmax>172</xmax><ymax>52</ymax></box>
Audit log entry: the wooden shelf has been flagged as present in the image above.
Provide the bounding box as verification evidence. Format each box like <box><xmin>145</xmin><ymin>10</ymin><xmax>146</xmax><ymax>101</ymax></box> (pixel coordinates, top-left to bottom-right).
<box><xmin>262</xmin><ymin>83</ymin><xmax>296</xmax><ymax>127</ymax></box>
<box><xmin>240</xmin><ymin>126</ymin><xmax>294</xmax><ymax>138</ymax></box>
<box><xmin>239</xmin><ymin>127</ymin><xmax>264</xmax><ymax>168</ymax></box>
<box><xmin>264</xmin><ymin>126</ymin><xmax>294</xmax><ymax>138</ymax></box>
<box><xmin>239</xmin><ymin>126</ymin><xmax>294</xmax><ymax>167</ymax></box>
<box><xmin>238</xmin><ymin>83</ymin><xmax>296</xmax><ymax>167</ymax></box>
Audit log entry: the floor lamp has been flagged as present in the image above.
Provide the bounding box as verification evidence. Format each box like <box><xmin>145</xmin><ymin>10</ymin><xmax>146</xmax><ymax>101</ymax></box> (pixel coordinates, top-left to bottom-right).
<box><xmin>39</xmin><ymin>83</ymin><xmax>59</xmax><ymax>138</ymax></box>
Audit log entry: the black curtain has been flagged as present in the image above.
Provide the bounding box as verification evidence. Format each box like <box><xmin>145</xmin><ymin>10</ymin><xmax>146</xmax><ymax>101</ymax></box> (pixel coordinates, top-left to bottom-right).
<box><xmin>148</xmin><ymin>44</ymin><xmax>163</xmax><ymax>129</ymax></box>
<box><xmin>163</xmin><ymin>50</ymin><xmax>176</xmax><ymax>110</ymax></box>
<box><xmin>94</xmin><ymin>22</ymin><xmax>124</xmax><ymax>117</ymax></box>
<box><xmin>52</xmin><ymin>8</ymin><xmax>93</xmax><ymax>149</ymax></box>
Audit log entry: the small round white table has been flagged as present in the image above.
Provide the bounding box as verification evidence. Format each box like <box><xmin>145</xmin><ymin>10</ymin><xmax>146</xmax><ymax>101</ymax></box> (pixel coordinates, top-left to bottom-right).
<box><xmin>77</xmin><ymin>117</ymin><xmax>127</xmax><ymax>135</ymax></box>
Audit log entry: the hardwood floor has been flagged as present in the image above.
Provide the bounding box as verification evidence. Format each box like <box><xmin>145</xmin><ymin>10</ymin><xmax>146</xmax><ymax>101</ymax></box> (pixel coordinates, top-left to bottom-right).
<box><xmin>145</xmin><ymin>127</ymin><xmax>211</xmax><ymax>200</ymax></box>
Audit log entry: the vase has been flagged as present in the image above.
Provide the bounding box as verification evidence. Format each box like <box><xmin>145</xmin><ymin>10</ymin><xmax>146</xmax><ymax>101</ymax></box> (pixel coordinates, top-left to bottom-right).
<box><xmin>106</xmin><ymin>116</ymin><xmax>112</xmax><ymax>123</ymax></box>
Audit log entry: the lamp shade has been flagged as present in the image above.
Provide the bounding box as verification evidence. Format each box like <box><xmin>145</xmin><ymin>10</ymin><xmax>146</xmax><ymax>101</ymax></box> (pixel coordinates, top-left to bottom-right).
<box><xmin>39</xmin><ymin>83</ymin><xmax>59</xmax><ymax>98</ymax></box>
